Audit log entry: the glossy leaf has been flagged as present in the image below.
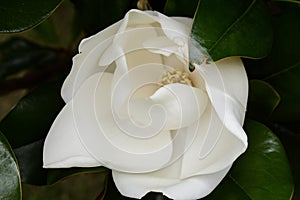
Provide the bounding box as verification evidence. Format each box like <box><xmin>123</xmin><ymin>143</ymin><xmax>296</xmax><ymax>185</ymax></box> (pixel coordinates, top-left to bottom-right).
<box><xmin>244</xmin><ymin>6</ymin><xmax>300</xmax><ymax>130</ymax></box>
<box><xmin>0</xmin><ymin>80</ymin><xmax>65</xmax><ymax>148</ymax></box>
<box><xmin>23</xmin><ymin>172</ymin><xmax>108</xmax><ymax>199</ymax></box>
<box><xmin>247</xmin><ymin>80</ymin><xmax>280</xmax><ymax>121</ymax></box>
<box><xmin>27</xmin><ymin>0</ymin><xmax>83</xmax><ymax>50</ymax></box>
<box><xmin>13</xmin><ymin>140</ymin><xmax>47</xmax><ymax>185</ymax></box>
<box><xmin>164</xmin><ymin>0</ymin><xmax>198</xmax><ymax>17</ymax></box>
<box><xmin>0</xmin><ymin>131</ymin><xmax>21</xmax><ymax>200</ymax></box>
<box><xmin>47</xmin><ymin>167</ymin><xmax>108</xmax><ymax>185</ymax></box>
<box><xmin>0</xmin><ymin>38</ymin><xmax>58</xmax><ymax>79</ymax></box>
<box><xmin>271</xmin><ymin>123</ymin><xmax>300</xmax><ymax>195</ymax></box>
<box><xmin>204</xmin><ymin>120</ymin><xmax>294</xmax><ymax>200</ymax></box>
<box><xmin>13</xmin><ymin>137</ymin><xmax>108</xmax><ymax>185</ymax></box>
<box><xmin>0</xmin><ymin>0</ymin><xmax>62</xmax><ymax>33</ymax></box>
<box><xmin>71</xmin><ymin>0</ymin><xmax>134</xmax><ymax>36</ymax></box>
<box><xmin>190</xmin><ymin>0</ymin><xmax>273</xmax><ymax>62</ymax></box>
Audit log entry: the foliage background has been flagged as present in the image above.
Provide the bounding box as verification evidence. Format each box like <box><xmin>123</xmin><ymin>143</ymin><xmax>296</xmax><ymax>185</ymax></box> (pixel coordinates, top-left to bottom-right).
<box><xmin>0</xmin><ymin>0</ymin><xmax>299</xmax><ymax>199</ymax></box>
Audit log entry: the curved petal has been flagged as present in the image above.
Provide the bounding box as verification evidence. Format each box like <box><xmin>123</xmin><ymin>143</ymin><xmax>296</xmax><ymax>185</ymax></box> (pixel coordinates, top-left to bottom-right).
<box><xmin>114</xmin><ymin>83</ymin><xmax>207</xmax><ymax>137</ymax></box>
<box><xmin>61</xmin><ymin>20</ymin><xmax>123</xmax><ymax>103</ymax></box>
<box><xmin>193</xmin><ymin>57</ymin><xmax>248</xmax><ymax>146</ymax></box>
<box><xmin>43</xmin><ymin>103</ymin><xmax>100</xmax><ymax>168</ymax></box>
<box><xmin>215</xmin><ymin>57</ymin><xmax>248</xmax><ymax>109</ymax></box>
<box><xmin>112</xmin><ymin>165</ymin><xmax>230</xmax><ymax>200</ymax></box>
<box><xmin>71</xmin><ymin>72</ymin><xmax>174</xmax><ymax>173</ymax></box>
<box><xmin>149</xmin><ymin>83</ymin><xmax>208</xmax><ymax>130</ymax></box>
<box><xmin>179</xmin><ymin>104</ymin><xmax>246</xmax><ymax>178</ymax></box>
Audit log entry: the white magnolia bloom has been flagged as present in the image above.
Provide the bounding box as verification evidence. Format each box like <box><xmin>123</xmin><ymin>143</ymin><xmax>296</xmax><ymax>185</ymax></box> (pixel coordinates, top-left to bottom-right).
<box><xmin>43</xmin><ymin>9</ymin><xmax>248</xmax><ymax>200</ymax></box>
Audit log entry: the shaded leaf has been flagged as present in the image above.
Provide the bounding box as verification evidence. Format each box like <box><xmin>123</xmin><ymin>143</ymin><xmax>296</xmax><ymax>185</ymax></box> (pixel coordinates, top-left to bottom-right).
<box><xmin>0</xmin><ymin>80</ymin><xmax>65</xmax><ymax>148</ymax></box>
<box><xmin>14</xmin><ymin>140</ymin><xmax>46</xmax><ymax>185</ymax></box>
<box><xmin>0</xmin><ymin>38</ymin><xmax>58</xmax><ymax>79</ymax></box>
<box><xmin>47</xmin><ymin>167</ymin><xmax>108</xmax><ymax>185</ymax></box>
<box><xmin>204</xmin><ymin>120</ymin><xmax>294</xmax><ymax>200</ymax></box>
<box><xmin>27</xmin><ymin>0</ymin><xmax>83</xmax><ymax>50</ymax></box>
<box><xmin>0</xmin><ymin>131</ymin><xmax>21</xmax><ymax>200</ymax></box>
<box><xmin>71</xmin><ymin>0</ymin><xmax>135</xmax><ymax>36</ymax></box>
<box><xmin>270</xmin><ymin>123</ymin><xmax>300</xmax><ymax>196</ymax></box>
<box><xmin>23</xmin><ymin>172</ymin><xmax>107</xmax><ymax>199</ymax></box>
<box><xmin>247</xmin><ymin>80</ymin><xmax>280</xmax><ymax>121</ymax></box>
<box><xmin>164</xmin><ymin>0</ymin><xmax>198</xmax><ymax>17</ymax></box>
<box><xmin>0</xmin><ymin>0</ymin><xmax>62</xmax><ymax>33</ymax></box>
<box><xmin>190</xmin><ymin>0</ymin><xmax>273</xmax><ymax>61</ymax></box>
<box><xmin>244</xmin><ymin>6</ymin><xmax>300</xmax><ymax>130</ymax></box>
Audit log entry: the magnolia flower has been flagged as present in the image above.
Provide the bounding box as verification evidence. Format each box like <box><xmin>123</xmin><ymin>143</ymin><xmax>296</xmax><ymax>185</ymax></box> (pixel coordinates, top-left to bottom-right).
<box><xmin>43</xmin><ymin>9</ymin><xmax>248</xmax><ymax>200</ymax></box>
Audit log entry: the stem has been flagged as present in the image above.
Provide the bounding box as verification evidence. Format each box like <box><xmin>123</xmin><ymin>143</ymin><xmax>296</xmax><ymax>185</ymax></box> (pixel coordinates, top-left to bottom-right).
<box><xmin>272</xmin><ymin>0</ymin><xmax>300</xmax><ymax>4</ymax></box>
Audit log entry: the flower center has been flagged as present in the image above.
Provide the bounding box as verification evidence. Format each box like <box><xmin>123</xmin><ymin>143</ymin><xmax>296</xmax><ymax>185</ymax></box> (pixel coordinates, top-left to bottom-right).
<box><xmin>160</xmin><ymin>68</ymin><xmax>193</xmax><ymax>86</ymax></box>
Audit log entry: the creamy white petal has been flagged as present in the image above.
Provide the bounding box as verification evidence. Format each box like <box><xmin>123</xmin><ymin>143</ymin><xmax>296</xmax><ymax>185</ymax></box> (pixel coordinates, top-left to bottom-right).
<box><xmin>115</xmin><ymin>83</ymin><xmax>207</xmax><ymax>136</ymax></box>
<box><xmin>43</xmin><ymin>103</ymin><xmax>100</xmax><ymax>168</ymax></box>
<box><xmin>143</xmin><ymin>36</ymin><xmax>178</xmax><ymax>57</ymax></box>
<box><xmin>149</xmin><ymin>83</ymin><xmax>208</xmax><ymax>130</ymax></box>
<box><xmin>71</xmin><ymin>72</ymin><xmax>173</xmax><ymax>173</ymax></box>
<box><xmin>112</xmin><ymin>166</ymin><xmax>230</xmax><ymax>200</ymax></box>
<box><xmin>215</xmin><ymin>57</ymin><xmax>248</xmax><ymax>111</ymax></box>
<box><xmin>179</xmin><ymin>104</ymin><xmax>246</xmax><ymax>178</ymax></box>
<box><xmin>171</xmin><ymin>17</ymin><xmax>193</xmax><ymax>27</ymax></box>
<box><xmin>61</xmin><ymin>20</ymin><xmax>123</xmax><ymax>102</ymax></box>
<box><xmin>193</xmin><ymin>57</ymin><xmax>248</xmax><ymax>146</ymax></box>
<box><xmin>110</xmin><ymin>48</ymin><xmax>164</xmax><ymax>118</ymax></box>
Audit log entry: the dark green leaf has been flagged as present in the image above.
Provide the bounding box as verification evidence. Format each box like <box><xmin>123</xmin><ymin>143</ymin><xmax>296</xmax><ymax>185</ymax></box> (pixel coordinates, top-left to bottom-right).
<box><xmin>71</xmin><ymin>0</ymin><xmax>135</xmax><ymax>36</ymax></box>
<box><xmin>164</xmin><ymin>0</ymin><xmax>198</xmax><ymax>17</ymax></box>
<box><xmin>14</xmin><ymin>140</ymin><xmax>47</xmax><ymax>185</ymax></box>
<box><xmin>0</xmin><ymin>80</ymin><xmax>65</xmax><ymax>148</ymax></box>
<box><xmin>190</xmin><ymin>0</ymin><xmax>273</xmax><ymax>62</ymax></box>
<box><xmin>247</xmin><ymin>80</ymin><xmax>280</xmax><ymax>121</ymax></box>
<box><xmin>47</xmin><ymin>167</ymin><xmax>108</xmax><ymax>185</ymax></box>
<box><xmin>270</xmin><ymin>123</ymin><xmax>300</xmax><ymax>196</ymax></box>
<box><xmin>23</xmin><ymin>172</ymin><xmax>107</xmax><ymax>199</ymax></box>
<box><xmin>27</xmin><ymin>0</ymin><xmax>83</xmax><ymax>50</ymax></box>
<box><xmin>0</xmin><ymin>0</ymin><xmax>62</xmax><ymax>33</ymax></box>
<box><xmin>0</xmin><ymin>38</ymin><xmax>58</xmax><ymax>79</ymax></box>
<box><xmin>244</xmin><ymin>6</ymin><xmax>300</xmax><ymax>130</ymax></box>
<box><xmin>0</xmin><ymin>131</ymin><xmax>21</xmax><ymax>200</ymax></box>
<box><xmin>204</xmin><ymin>120</ymin><xmax>294</xmax><ymax>200</ymax></box>
<box><xmin>14</xmin><ymin>137</ymin><xmax>108</xmax><ymax>185</ymax></box>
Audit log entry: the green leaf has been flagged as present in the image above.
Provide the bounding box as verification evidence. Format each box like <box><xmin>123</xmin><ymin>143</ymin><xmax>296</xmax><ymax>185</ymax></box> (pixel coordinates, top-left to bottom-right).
<box><xmin>0</xmin><ymin>80</ymin><xmax>65</xmax><ymax>185</ymax></box>
<box><xmin>247</xmin><ymin>80</ymin><xmax>280</xmax><ymax>121</ymax></box>
<box><xmin>0</xmin><ymin>80</ymin><xmax>65</xmax><ymax>148</ymax></box>
<box><xmin>0</xmin><ymin>131</ymin><xmax>21</xmax><ymax>200</ymax></box>
<box><xmin>204</xmin><ymin>120</ymin><xmax>294</xmax><ymax>200</ymax></box>
<box><xmin>0</xmin><ymin>38</ymin><xmax>58</xmax><ymax>79</ymax></box>
<box><xmin>244</xmin><ymin>6</ymin><xmax>300</xmax><ymax>130</ymax></box>
<box><xmin>71</xmin><ymin>0</ymin><xmax>135</xmax><ymax>35</ymax></box>
<box><xmin>13</xmin><ymin>140</ymin><xmax>47</xmax><ymax>185</ymax></box>
<box><xmin>0</xmin><ymin>0</ymin><xmax>63</xmax><ymax>33</ymax></box>
<box><xmin>190</xmin><ymin>0</ymin><xmax>273</xmax><ymax>62</ymax></box>
<box><xmin>23</xmin><ymin>172</ymin><xmax>108</xmax><ymax>199</ymax></box>
<box><xmin>47</xmin><ymin>167</ymin><xmax>108</xmax><ymax>185</ymax></box>
<box><xmin>164</xmin><ymin>0</ymin><xmax>198</xmax><ymax>17</ymax></box>
<box><xmin>26</xmin><ymin>0</ymin><xmax>83</xmax><ymax>50</ymax></box>
<box><xmin>271</xmin><ymin>123</ymin><xmax>300</xmax><ymax>196</ymax></box>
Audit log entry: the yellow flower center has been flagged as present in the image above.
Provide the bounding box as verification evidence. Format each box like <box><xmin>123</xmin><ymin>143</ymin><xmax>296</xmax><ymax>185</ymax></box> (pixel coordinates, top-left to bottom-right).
<box><xmin>160</xmin><ymin>69</ymin><xmax>193</xmax><ymax>86</ymax></box>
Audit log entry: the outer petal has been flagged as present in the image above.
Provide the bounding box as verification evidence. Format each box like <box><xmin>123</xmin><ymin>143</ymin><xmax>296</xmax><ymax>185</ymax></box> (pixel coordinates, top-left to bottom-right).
<box><xmin>215</xmin><ymin>57</ymin><xmax>248</xmax><ymax>109</ymax></box>
<box><xmin>179</xmin><ymin>104</ymin><xmax>246</xmax><ymax>178</ymax></box>
<box><xmin>71</xmin><ymin>72</ymin><xmax>174</xmax><ymax>173</ymax></box>
<box><xmin>192</xmin><ymin>57</ymin><xmax>248</xmax><ymax>146</ymax></box>
<box><xmin>61</xmin><ymin>20</ymin><xmax>123</xmax><ymax>102</ymax></box>
<box><xmin>43</xmin><ymin>103</ymin><xmax>100</xmax><ymax>168</ymax></box>
<box><xmin>112</xmin><ymin>166</ymin><xmax>230</xmax><ymax>200</ymax></box>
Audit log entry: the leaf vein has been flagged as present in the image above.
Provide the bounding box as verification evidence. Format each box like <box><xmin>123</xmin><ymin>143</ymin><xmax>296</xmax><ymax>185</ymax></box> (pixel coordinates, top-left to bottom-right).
<box><xmin>208</xmin><ymin>0</ymin><xmax>256</xmax><ymax>55</ymax></box>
